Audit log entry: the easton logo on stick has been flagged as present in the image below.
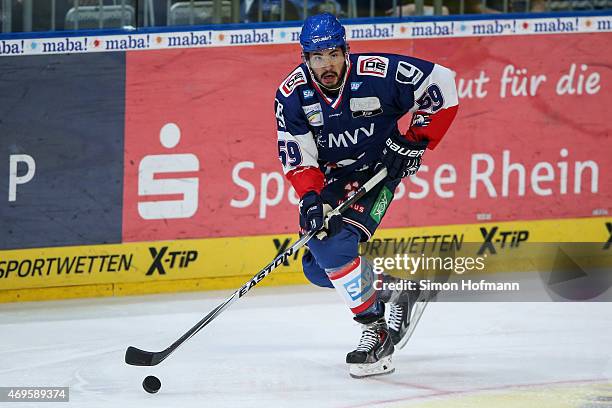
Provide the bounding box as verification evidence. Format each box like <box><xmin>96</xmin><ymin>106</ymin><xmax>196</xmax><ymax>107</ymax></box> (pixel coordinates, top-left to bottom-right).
<box><xmin>238</xmin><ymin>247</ymin><xmax>296</xmax><ymax>297</ymax></box>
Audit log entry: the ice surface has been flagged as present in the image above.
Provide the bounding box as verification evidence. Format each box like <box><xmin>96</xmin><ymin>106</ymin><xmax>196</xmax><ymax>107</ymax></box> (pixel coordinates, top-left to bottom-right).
<box><xmin>1</xmin><ymin>285</ymin><xmax>610</xmax><ymax>407</ymax></box>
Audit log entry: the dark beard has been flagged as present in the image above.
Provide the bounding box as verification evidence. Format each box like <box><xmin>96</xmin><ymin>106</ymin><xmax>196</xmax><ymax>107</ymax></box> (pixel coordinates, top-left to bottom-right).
<box><xmin>318</xmin><ymin>64</ymin><xmax>347</xmax><ymax>97</ymax></box>
<box><xmin>321</xmin><ymin>86</ymin><xmax>340</xmax><ymax>97</ymax></box>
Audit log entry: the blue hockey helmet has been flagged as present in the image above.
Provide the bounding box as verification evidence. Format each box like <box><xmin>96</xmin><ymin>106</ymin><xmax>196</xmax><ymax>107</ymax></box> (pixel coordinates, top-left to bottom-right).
<box><xmin>299</xmin><ymin>13</ymin><xmax>346</xmax><ymax>53</ymax></box>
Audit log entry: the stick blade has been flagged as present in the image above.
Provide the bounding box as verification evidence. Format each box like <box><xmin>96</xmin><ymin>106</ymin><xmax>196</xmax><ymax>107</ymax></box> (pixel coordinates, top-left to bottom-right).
<box><xmin>125</xmin><ymin>346</ymin><xmax>160</xmax><ymax>366</ymax></box>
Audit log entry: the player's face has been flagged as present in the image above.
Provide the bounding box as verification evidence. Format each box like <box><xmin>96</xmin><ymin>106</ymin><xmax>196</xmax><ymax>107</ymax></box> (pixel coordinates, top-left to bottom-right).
<box><xmin>308</xmin><ymin>48</ymin><xmax>346</xmax><ymax>88</ymax></box>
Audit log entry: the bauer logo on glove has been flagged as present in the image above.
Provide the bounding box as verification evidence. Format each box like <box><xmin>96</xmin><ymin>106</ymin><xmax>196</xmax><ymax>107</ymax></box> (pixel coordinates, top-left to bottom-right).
<box><xmin>384</xmin><ymin>137</ymin><xmax>426</xmax><ymax>157</ymax></box>
<box><xmin>381</xmin><ymin>134</ymin><xmax>429</xmax><ymax>180</ymax></box>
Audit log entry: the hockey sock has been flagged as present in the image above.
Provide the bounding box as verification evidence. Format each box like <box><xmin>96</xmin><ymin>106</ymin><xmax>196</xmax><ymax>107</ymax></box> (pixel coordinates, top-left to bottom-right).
<box><xmin>327</xmin><ymin>256</ymin><xmax>380</xmax><ymax>316</ymax></box>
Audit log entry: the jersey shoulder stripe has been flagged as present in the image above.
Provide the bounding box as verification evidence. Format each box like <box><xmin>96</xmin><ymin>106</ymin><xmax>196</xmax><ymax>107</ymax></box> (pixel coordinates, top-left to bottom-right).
<box><xmin>279</xmin><ymin>66</ymin><xmax>307</xmax><ymax>98</ymax></box>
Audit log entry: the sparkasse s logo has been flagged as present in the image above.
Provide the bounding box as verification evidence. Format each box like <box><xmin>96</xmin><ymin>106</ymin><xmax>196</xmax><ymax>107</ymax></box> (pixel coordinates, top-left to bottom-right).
<box><xmin>138</xmin><ymin>123</ymin><xmax>200</xmax><ymax>220</ymax></box>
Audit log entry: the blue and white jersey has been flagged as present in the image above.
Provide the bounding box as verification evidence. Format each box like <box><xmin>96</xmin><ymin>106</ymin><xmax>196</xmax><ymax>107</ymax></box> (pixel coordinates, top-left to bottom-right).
<box><xmin>274</xmin><ymin>52</ymin><xmax>458</xmax><ymax>194</ymax></box>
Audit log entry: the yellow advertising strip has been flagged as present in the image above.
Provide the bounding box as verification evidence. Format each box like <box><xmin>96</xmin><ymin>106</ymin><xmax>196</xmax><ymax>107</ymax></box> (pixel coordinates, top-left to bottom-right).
<box><xmin>0</xmin><ymin>234</ymin><xmax>309</xmax><ymax>291</ymax></box>
<box><xmin>375</xmin><ymin>217</ymin><xmax>610</xmax><ymax>243</ymax></box>
<box><xmin>0</xmin><ymin>217</ymin><xmax>610</xmax><ymax>303</ymax></box>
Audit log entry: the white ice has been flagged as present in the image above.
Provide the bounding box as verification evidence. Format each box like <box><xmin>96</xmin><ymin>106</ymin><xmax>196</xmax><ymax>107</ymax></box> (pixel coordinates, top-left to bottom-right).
<box><xmin>1</xmin><ymin>285</ymin><xmax>611</xmax><ymax>407</ymax></box>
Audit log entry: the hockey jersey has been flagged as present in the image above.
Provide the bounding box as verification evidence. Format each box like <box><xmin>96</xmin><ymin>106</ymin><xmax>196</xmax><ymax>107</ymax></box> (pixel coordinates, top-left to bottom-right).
<box><xmin>274</xmin><ymin>53</ymin><xmax>459</xmax><ymax>197</ymax></box>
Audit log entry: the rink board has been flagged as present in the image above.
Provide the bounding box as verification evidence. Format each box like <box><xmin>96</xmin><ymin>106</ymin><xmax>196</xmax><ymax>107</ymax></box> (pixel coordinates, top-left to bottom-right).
<box><xmin>0</xmin><ymin>216</ymin><xmax>609</xmax><ymax>302</ymax></box>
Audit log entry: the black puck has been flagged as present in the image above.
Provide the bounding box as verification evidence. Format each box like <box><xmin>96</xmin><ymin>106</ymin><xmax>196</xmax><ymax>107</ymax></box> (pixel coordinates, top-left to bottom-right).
<box><xmin>142</xmin><ymin>375</ymin><xmax>161</xmax><ymax>394</ymax></box>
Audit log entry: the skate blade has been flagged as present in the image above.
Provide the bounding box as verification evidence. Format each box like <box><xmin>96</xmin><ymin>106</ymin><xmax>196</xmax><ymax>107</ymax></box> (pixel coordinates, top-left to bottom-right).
<box><xmin>349</xmin><ymin>355</ymin><xmax>394</xmax><ymax>379</ymax></box>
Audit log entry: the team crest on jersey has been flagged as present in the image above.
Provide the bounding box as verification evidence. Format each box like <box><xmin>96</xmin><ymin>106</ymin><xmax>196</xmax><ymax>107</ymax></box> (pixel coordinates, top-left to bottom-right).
<box><xmin>302</xmin><ymin>89</ymin><xmax>315</xmax><ymax>99</ymax></box>
<box><xmin>396</xmin><ymin>61</ymin><xmax>424</xmax><ymax>85</ymax></box>
<box><xmin>411</xmin><ymin>113</ymin><xmax>432</xmax><ymax>127</ymax></box>
<box><xmin>302</xmin><ymin>103</ymin><xmax>324</xmax><ymax>127</ymax></box>
<box><xmin>280</xmin><ymin>67</ymin><xmax>307</xmax><ymax>97</ymax></box>
<box><xmin>357</xmin><ymin>56</ymin><xmax>389</xmax><ymax>78</ymax></box>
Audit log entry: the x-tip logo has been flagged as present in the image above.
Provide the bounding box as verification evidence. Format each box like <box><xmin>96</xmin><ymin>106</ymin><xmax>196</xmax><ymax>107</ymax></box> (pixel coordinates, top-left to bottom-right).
<box><xmin>146</xmin><ymin>246</ymin><xmax>199</xmax><ymax>275</ymax></box>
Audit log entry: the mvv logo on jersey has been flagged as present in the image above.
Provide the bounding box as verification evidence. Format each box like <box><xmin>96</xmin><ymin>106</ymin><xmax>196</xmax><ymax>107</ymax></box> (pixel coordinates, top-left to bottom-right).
<box><xmin>138</xmin><ymin>123</ymin><xmax>200</xmax><ymax>220</ymax></box>
<box><xmin>325</xmin><ymin>123</ymin><xmax>375</xmax><ymax>148</ymax></box>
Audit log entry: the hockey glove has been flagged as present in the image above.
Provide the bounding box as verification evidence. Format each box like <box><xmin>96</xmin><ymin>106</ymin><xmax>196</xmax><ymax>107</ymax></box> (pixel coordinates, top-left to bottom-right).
<box><xmin>380</xmin><ymin>133</ymin><xmax>429</xmax><ymax>180</ymax></box>
<box><xmin>299</xmin><ymin>191</ymin><xmax>343</xmax><ymax>240</ymax></box>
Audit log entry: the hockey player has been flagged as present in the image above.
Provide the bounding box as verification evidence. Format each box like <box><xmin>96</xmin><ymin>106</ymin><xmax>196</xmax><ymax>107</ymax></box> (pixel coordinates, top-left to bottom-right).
<box><xmin>274</xmin><ymin>13</ymin><xmax>458</xmax><ymax>378</ymax></box>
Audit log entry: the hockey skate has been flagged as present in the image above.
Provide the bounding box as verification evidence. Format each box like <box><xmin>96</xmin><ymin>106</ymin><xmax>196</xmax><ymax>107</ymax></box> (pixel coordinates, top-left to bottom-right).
<box><xmin>374</xmin><ymin>271</ymin><xmax>424</xmax><ymax>349</ymax></box>
<box><xmin>346</xmin><ymin>317</ymin><xmax>395</xmax><ymax>378</ymax></box>
<box><xmin>387</xmin><ymin>286</ymin><xmax>421</xmax><ymax>347</ymax></box>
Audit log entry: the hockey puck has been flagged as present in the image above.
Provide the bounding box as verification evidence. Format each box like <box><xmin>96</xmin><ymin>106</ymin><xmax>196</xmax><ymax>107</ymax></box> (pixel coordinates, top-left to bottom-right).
<box><xmin>142</xmin><ymin>375</ymin><xmax>161</xmax><ymax>394</ymax></box>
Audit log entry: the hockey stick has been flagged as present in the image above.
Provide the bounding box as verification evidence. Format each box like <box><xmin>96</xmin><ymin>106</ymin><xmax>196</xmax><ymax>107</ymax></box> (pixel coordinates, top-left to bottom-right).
<box><xmin>125</xmin><ymin>167</ymin><xmax>389</xmax><ymax>366</ymax></box>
